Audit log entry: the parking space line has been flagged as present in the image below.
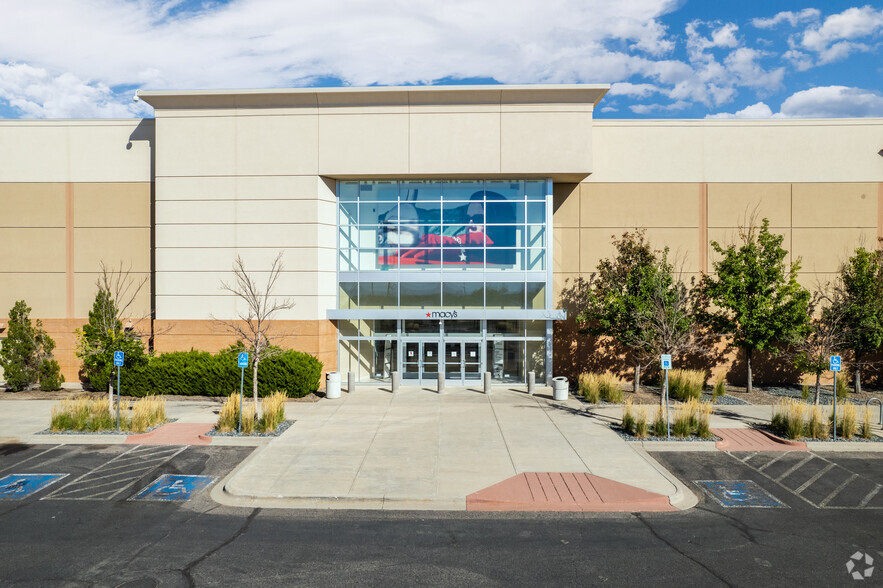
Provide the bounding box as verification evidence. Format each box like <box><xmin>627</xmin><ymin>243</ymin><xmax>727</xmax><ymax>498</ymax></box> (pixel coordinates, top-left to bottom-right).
<box><xmin>756</xmin><ymin>452</ymin><xmax>787</xmax><ymax>472</ymax></box>
<box><xmin>858</xmin><ymin>485</ymin><xmax>882</xmax><ymax>508</ymax></box>
<box><xmin>739</xmin><ymin>452</ymin><xmax>757</xmax><ymax>464</ymax></box>
<box><xmin>819</xmin><ymin>474</ymin><xmax>858</xmax><ymax>507</ymax></box>
<box><xmin>43</xmin><ymin>445</ymin><xmax>187</xmax><ymax>501</ymax></box>
<box><xmin>775</xmin><ymin>454</ymin><xmax>816</xmax><ymax>482</ymax></box>
<box><xmin>0</xmin><ymin>446</ymin><xmax>61</xmax><ymax>476</ymax></box>
<box><xmin>794</xmin><ymin>463</ymin><xmax>836</xmax><ymax>495</ymax></box>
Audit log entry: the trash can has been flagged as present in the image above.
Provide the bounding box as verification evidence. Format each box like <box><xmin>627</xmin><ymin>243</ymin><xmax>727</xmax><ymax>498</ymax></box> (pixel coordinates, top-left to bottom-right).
<box><xmin>552</xmin><ymin>376</ymin><xmax>568</xmax><ymax>401</ymax></box>
<box><xmin>325</xmin><ymin>371</ymin><xmax>341</xmax><ymax>399</ymax></box>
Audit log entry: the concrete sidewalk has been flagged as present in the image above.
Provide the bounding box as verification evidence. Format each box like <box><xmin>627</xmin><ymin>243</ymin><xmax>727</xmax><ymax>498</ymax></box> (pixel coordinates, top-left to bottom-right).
<box><xmin>215</xmin><ymin>387</ymin><xmax>695</xmax><ymax>511</ymax></box>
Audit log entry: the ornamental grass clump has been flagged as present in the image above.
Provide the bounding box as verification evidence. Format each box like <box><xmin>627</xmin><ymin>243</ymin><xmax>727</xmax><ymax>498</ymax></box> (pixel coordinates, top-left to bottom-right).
<box><xmin>653</xmin><ymin>405</ymin><xmax>667</xmax><ymax>437</ymax></box>
<box><xmin>672</xmin><ymin>398</ymin><xmax>698</xmax><ymax>437</ymax></box>
<box><xmin>633</xmin><ymin>407</ymin><xmax>649</xmax><ymax>439</ymax></box>
<box><xmin>216</xmin><ymin>394</ymin><xmax>241</xmax><ymax>433</ymax></box>
<box><xmin>50</xmin><ymin>395</ymin><xmax>126</xmax><ymax>431</ymax></box>
<box><xmin>598</xmin><ymin>372</ymin><xmax>623</xmax><ymax>403</ymax></box>
<box><xmin>668</xmin><ymin>369</ymin><xmax>705</xmax><ymax>401</ymax></box>
<box><xmin>130</xmin><ymin>395</ymin><xmax>166</xmax><ymax>433</ymax></box>
<box><xmin>579</xmin><ymin>372</ymin><xmax>623</xmax><ymax>403</ymax></box>
<box><xmin>712</xmin><ymin>378</ymin><xmax>726</xmax><ymax>403</ymax></box>
<box><xmin>771</xmin><ymin>398</ymin><xmax>806</xmax><ymax>440</ymax></box>
<box><xmin>860</xmin><ymin>405</ymin><xmax>873</xmax><ymax>440</ymax></box>
<box><xmin>621</xmin><ymin>398</ymin><xmax>636</xmax><ymax>434</ymax></box>
<box><xmin>696</xmin><ymin>401</ymin><xmax>713</xmax><ymax>439</ymax></box>
<box><xmin>241</xmin><ymin>401</ymin><xmax>256</xmax><ymax>435</ymax></box>
<box><xmin>837</xmin><ymin>402</ymin><xmax>857</xmax><ymax>440</ymax></box>
<box><xmin>258</xmin><ymin>392</ymin><xmax>286</xmax><ymax>433</ymax></box>
<box><xmin>807</xmin><ymin>404</ymin><xmax>829</xmax><ymax>440</ymax></box>
<box><xmin>578</xmin><ymin>373</ymin><xmax>600</xmax><ymax>404</ymax></box>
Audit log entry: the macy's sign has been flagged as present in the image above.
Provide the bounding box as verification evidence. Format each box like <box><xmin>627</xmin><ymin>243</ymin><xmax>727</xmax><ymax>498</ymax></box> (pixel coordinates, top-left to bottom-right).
<box><xmin>425</xmin><ymin>310</ymin><xmax>459</xmax><ymax>319</ymax></box>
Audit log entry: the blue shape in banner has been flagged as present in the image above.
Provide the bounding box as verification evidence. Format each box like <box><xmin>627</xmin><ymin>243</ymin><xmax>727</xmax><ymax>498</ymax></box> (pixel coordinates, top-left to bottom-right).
<box><xmin>694</xmin><ymin>480</ymin><xmax>785</xmax><ymax>508</ymax></box>
<box><xmin>0</xmin><ymin>474</ymin><xmax>68</xmax><ymax>499</ymax></box>
<box><xmin>131</xmin><ymin>474</ymin><xmax>216</xmax><ymax>501</ymax></box>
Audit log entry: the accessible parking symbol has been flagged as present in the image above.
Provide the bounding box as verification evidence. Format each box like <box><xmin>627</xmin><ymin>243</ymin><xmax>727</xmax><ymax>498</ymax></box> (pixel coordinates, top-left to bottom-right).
<box><xmin>130</xmin><ymin>474</ymin><xmax>216</xmax><ymax>501</ymax></box>
<box><xmin>694</xmin><ymin>480</ymin><xmax>786</xmax><ymax>508</ymax></box>
<box><xmin>0</xmin><ymin>474</ymin><xmax>68</xmax><ymax>499</ymax></box>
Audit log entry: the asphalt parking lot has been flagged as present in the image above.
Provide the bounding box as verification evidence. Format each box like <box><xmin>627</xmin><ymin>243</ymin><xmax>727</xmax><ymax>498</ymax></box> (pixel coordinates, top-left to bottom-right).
<box><xmin>0</xmin><ymin>443</ymin><xmax>253</xmax><ymax>506</ymax></box>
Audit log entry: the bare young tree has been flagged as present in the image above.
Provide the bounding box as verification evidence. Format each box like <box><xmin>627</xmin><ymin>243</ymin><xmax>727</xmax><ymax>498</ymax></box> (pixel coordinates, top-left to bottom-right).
<box><xmin>791</xmin><ymin>284</ymin><xmax>850</xmax><ymax>404</ymax></box>
<box><xmin>214</xmin><ymin>253</ymin><xmax>294</xmax><ymax>410</ymax></box>
<box><xmin>75</xmin><ymin>261</ymin><xmax>150</xmax><ymax>410</ymax></box>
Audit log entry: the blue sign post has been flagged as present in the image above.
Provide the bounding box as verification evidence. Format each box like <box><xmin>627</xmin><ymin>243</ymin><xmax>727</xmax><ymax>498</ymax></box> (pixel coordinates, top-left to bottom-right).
<box><xmin>238</xmin><ymin>352</ymin><xmax>249</xmax><ymax>433</ymax></box>
<box><xmin>114</xmin><ymin>351</ymin><xmax>125</xmax><ymax>432</ymax></box>
<box><xmin>830</xmin><ymin>356</ymin><xmax>841</xmax><ymax>441</ymax></box>
<box><xmin>661</xmin><ymin>354</ymin><xmax>672</xmax><ymax>439</ymax></box>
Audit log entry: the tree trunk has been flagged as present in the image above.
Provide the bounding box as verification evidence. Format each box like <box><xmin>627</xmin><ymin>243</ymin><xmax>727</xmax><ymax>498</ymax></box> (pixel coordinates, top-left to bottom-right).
<box><xmin>633</xmin><ymin>363</ymin><xmax>641</xmax><ymax>394</ymax></box>
<box><xmin>746</xmin><ymin>348</ymin><xmax>753</xmax><ymax>395</ymax></box>
<box><xmin>855</xmin><ymin>366</ymin><xmax>862</xmax><ymax>396</ymax></box>
<box><xmin>252</xmin><ymin>357</ymin><xmax>261</xmax><ymax>418</ymax></box>
<box><xmin>814</xmin><ymin>372</ymin><xmax>821</xmax><ymax>405</ymax></box>
<box><xmin>108</xmin><ymin>378</ymin><xmax>114</xmax><ymax>413</ymax></box>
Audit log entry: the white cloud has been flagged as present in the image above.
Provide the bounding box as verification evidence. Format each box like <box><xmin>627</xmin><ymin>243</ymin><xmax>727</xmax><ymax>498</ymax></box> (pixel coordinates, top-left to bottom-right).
<box><xmin>608</xmin><ymin>82</ymin><xmax>661</xmax><ymax>97</ymax></box>
<box><xmin>0</xmin><ymin>63</ymin><xmax>150</xmax><ymax>118</ymax></box>
<box><xmin>751</xmin><ymin>9</ymin><xmax>820</xmax><ymax>29</ymax></box>
<box><xmin>797</xmin><ymin>6</ymin><xmax>883</xmax><ymax>64</ymax></box>
<box><xmin>779</xmin><ymin>85</ymin><xmax>883</xmax><ymax>118</ymax></box>
<box><xmin>629</xmin><ymin>100</ymin><xmax>690</xmax><ymax>114</ymax></box>
<box><xmin>724</xmin><ymin>48</ymin><xmax>784</xmax><ymax>93</ymax></box>
<box><xmin>705</xmin><ymin>101</ymin><xmax>774</xmax><ymax>119</ymax></box>
<box><xmin>782</xmin><ymin>49</ymin><xmax>814</xmax><ymax>71</ymax></box>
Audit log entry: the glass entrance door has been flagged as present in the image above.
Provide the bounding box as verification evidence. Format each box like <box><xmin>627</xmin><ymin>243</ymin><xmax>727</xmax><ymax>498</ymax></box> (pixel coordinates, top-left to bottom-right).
<box><xmin>403</xmin><ymin>340</ymin><xmax>439</xmax><ymax>385</ymax></box>
<box><xmin>444</xmin><ymin>341</ymin><xmax>483</xmax><ymax>385</ymax></box>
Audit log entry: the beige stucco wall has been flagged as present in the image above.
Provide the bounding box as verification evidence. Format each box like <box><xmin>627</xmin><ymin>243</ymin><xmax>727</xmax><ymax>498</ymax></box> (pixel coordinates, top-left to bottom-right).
<box><xmin>0</xmin><ymin>119</ymin><xmax>153</xmax><ymax>381</ymax></box>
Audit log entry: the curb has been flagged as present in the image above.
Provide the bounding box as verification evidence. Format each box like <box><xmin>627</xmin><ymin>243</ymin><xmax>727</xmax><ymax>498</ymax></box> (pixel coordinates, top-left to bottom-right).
<box><xmin>753</xmin><ymin>428</ymin><xmax>808</xmax><ymax>447</ymax></box>
<box><xmin>630</xmin><ymin>446</ymin><xmax>699</xmax><ymax>511</ymax></box>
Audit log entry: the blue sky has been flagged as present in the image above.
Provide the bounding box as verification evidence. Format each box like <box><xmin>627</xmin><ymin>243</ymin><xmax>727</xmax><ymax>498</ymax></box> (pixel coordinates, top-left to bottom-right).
<box><xmin>0</xmin><ymin>0</ymin><xmax>881</xmax><ymax>119</ymax></box>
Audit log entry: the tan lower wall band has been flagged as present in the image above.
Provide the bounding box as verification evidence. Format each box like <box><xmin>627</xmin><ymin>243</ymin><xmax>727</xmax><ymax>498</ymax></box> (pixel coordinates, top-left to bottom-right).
<box><xmin>65</xmin><ymin>183</ymin><xmax>74</xmax><ymax>318</ymax></box>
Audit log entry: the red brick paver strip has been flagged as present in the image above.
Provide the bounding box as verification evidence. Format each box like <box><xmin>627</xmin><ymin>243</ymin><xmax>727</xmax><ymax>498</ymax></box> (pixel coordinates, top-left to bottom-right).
<box><xmin>713</xmin><ymin>428</ymin><xmax>807</xmax><ymax>452</ymax></box>
<box><xmin>466</xmin><ymin>472</ymin><xmax>675</xmax><ymax>512</ymax></box>
<box><xmin>125</xmin><ymin>423</ymin><xmax>213</xmax><ymax>445</ymax></box>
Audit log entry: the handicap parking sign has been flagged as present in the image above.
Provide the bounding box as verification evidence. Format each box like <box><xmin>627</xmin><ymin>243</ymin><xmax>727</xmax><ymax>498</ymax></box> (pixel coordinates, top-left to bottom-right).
<box><xmin>830</xmin><ymin>356</ymin><xmax>842</xmax><ymax>372</ymax></box>
<box><xmin>114</xmin><ymin>351</ymin><xmax>125</xmax><ymax>367</ymax></box>
<box><xmin>660</xmin><ymin>354</ymin><xmax>672</xmax><ymax>370</ymax></box>
<box><xmin>130</xmin><ymin>474</ymin><xmax>216</xmax><ymax>501</ymax></box>
<box><xmin>238</xmin><ymin>352</ymin><xmax>249</xmax><ymax>368</ymax></box>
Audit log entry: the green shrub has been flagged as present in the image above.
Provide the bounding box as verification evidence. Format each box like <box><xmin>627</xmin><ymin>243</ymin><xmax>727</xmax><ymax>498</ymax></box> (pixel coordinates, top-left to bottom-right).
<box><xmin>0</xmin><ymin>300</ymin><xmax>64</xmax><ymax>391</ymax></box>
<box><xmin>119</xmin><ymin>348</ymin><xmax>323</xmax><ymax>398</ymax></box>
<box><xmin>667</xmin><ymin>369</ymin><xmax>705</xmax><ymax>401</ymax></box>
<box><xmin>801</xmin><ymin>384</ymin><xmax>810</xmax><ymax>400</ymax></box>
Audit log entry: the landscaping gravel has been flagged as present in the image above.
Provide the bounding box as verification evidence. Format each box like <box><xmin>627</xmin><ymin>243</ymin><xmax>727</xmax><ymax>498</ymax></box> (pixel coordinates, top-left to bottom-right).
<box><xmin>766</xmin><ymin>386</ymin><xmax>870</xmax><ymax>406</ymax></box>
<box><xmin>36</xmin><ymin>419</ymin><xmax>173</xmax><ymax>435</ymax></box>
<box><xmin>611</xmin><ymin>424</ymin><xmax>720</xmax><ymax>442</ymax></box>
<box><xmin>205</xmin><ymin>419</ymin><xmax>294</xmax><ymax>437</ymax></box>
<box><xmin>700</xmin><ymin>393</ymin><xmax>750</xmax><ymax>406</ymax></box>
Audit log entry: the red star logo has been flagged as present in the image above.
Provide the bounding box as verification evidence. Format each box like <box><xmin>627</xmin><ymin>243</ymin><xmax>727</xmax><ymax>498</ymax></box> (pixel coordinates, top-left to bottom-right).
<box><xmin>426</xmin><ymin>312</ymin><xmax>431</xmax><ymax>317</ymax></box>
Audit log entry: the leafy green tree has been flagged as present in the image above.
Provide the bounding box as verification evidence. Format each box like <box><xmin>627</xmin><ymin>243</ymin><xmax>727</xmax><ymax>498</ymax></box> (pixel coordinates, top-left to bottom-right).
<box><xmin>828</xmin><ymin>246</ymin><xmax>883</xmax><ymax>394</ymax></box>
<box><xmin>699</xmin><ymin>218</ymin><xmax>811</xmax><ymax>393</ymax></box>
<box><xmin>75</xmin><ymin>264</ymin><xmax>149</xmax><ymax>406</ymax></box>
<box><xmin>577</xmin><ymin>230</ymin><xmax>692</xmax><ymax>393</ymax></box>
<box><xmin>0</xmin><ymin>300</ymin><xmax>63</xmax><ymax>391</ymax></box>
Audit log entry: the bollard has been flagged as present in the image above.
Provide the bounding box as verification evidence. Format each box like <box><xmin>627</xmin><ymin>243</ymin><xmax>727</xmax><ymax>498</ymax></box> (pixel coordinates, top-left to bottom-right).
<box><xmin>527</xmin><ymin>371</ymin><xmax>536</xmax><ymax>395</ymax></box>
<box><xmin>437</xmin><ymin>371</ymin><xmax>445</xmax><ymax>394</ymax></box>
<box><xmin>391</xmin><ymin>371</ymin><xmax>400</xmax><ymax>394</ymax></box>
<box><xmin>347</xmin><ymin>371</ymin><xmax>355</xmax><ymax>393</ymax></box>
<box><xmin>483</xmin><ymin>371</ymin><xmax>492</xmax><ymax>394</ymax></box>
